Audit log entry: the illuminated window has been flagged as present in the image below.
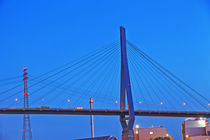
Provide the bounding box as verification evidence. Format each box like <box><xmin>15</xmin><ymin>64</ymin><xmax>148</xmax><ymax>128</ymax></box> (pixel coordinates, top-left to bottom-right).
<box><xmin>149</xmin><ymin>131</ymin><xmax>153</xmax><ymax>135</ymax></box>
<box><xmin>135</xmin><ymin>130</ymin><xmax>139</xmax><ymax>134</ymax></box>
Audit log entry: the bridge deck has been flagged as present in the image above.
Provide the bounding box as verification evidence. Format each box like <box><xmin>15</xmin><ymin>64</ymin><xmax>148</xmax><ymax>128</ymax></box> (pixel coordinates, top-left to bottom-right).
<box><xmin>0</xmin><ymin>108</ymin><xmax>209</xmax><ymax>118</ymax></box>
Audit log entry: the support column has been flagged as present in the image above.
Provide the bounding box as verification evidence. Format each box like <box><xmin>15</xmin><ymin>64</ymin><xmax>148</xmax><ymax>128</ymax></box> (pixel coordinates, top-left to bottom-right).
<box><xmin>90</xmin><ymin>98</ymin><xmax>94</xmax><ymax>138</ymax></box>
<box><xmin>22</xmin><ymin>67</ymin><xmax>32</xmax><ymax>140</ymax></box>
<box><xmin>120</xmin><ymin>26</ymin><xmax>135</xmax><ymax>140</ymax></box>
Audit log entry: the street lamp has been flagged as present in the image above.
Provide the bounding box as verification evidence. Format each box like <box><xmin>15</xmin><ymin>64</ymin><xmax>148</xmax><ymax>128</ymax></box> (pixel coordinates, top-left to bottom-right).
<box><xmin>15</xmin><ymin>98</ymin><xmax>18</xmax><ymax>107</ymax></box>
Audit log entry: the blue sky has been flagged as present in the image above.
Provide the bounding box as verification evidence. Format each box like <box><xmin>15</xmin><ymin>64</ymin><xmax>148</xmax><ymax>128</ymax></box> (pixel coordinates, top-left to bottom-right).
<box><xmin>0</xmin><ymin>0</ymin><xmax>210</xmax><ymax>139</ymax></box>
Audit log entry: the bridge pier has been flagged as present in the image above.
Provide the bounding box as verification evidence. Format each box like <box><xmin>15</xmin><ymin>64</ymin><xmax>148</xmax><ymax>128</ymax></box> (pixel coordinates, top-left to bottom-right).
<box><xmin>120</xmin><ymin>26</ymin><xmax>135</xmax><ymax>140</ymax></box>
<box><xmin>121</xmin><ymin>130</ymin><xmax>135</xmax><ymax>140</ymax></box>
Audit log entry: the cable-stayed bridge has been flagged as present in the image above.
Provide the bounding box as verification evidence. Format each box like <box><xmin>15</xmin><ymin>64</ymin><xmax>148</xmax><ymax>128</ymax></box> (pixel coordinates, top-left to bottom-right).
<box><xmin>0</xmin><ymin>108</ymin><xmax>210</xmax><ymax>118</ymax></box>
<box><xmin>0</xmin><ymin>26</ymin><xmax>210</xmax><ymax>140</ymax></box>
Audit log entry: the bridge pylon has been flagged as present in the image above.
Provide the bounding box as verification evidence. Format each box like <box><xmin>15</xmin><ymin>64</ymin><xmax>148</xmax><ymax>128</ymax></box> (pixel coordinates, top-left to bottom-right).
<box><xmin>120</xmin><ymin>26</ymin><xmax>135</xmax><ymax>140</ymax></box>
<box><xmin>22</xmin><ymin>67</ymin><xmax>32</xmax><ymax>140</ymax></box>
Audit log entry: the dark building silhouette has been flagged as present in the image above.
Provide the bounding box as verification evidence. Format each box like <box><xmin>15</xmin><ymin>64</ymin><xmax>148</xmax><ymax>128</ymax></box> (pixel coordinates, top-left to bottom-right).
<box><xmin>78</xmin><ymin>136</ymin><xmax>117</xmax><ymax>140</ymax></box>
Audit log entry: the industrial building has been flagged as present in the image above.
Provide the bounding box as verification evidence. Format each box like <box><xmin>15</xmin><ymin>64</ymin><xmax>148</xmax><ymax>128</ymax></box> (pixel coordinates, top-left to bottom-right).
<box><xmin>182</xmin><ymin>118</ymin><xmax>210</xmax><ymax>140</ymax></box>
<box><xmin>133</xmin><ymin>125</ymin><xmax>173</xmax><ymax>140</ymax></box>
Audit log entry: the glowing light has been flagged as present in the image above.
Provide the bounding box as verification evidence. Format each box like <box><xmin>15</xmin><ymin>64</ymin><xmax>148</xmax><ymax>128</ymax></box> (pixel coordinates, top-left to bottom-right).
<box><xmin>183</xmin><ymin>102</ymin><xmax>186</xmax><ymax>106</ymax></box>
<box><xmin>138</xmin><ymin>101</ymin><xmax>142</xmax><ymax>104</ymax></box>
<box><xmin>115</xmin><ymin>100</ymin><xmax>118</xmax><ymax>104</ymax></box>
<box><xmin>160</xmin><ymin>102</ymin><xmax>163</xmax><ymax>105</ymax></box>
<box><xmin>89</xmin><ymin>98</ymin><xmax>93</xmax><ymax>103</ymax></box>
<box><xmin>15</xmin><ymin>98</ymin><xmax>18</xmax><ymax>102</ymax></box>
<box><xmin>67</xmin><ymin>99</ymin><xmax>71</xmax><ymax>103</ymax></box>
<box><xmin>135</xmin><ymin>130</ymin><xmax>139</xmax><ymax>134</ymax></box>
<box><xmin>208</xmin><ymin>103</ymin><xmax>210</xmax><ymax>106</ymax></box>
<box><xmin>23</xmin><ymin>67</ymin><xmax>27</xmax><ymax>71</ymax></box>
<box><xmin>135</xmin><ymin>124</ymin><xmax>140</xmax><ymax>128</ymax></box>
<box><xmin>200</xmin><ymin>117</ymin><xmax>205</xmax><ymax>120</ymax></box>
<box><xmin>149</xmin><ymin>131</ymin><xmax>153</xmax><ymax>135</ymax></box>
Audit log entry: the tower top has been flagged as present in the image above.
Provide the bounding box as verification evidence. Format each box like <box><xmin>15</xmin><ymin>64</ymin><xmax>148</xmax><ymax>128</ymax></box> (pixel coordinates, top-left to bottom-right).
<box><xmin>89</xmin><ymin>98</ymin><xmax>94</xmax><ymax>103</ymax></box>
<box><xmin>23</xmin><ymin>67</ymin><xmax>27</xmax><ymax>71</ymax></box>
